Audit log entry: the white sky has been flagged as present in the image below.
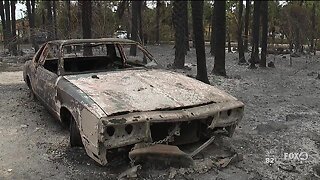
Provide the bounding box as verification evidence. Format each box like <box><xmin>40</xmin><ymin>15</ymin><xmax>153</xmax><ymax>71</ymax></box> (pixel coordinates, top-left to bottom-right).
<box><xmin>16</xmin><ymin>2</ymin><xmax>26</xmax><ymax>19</ymax></box>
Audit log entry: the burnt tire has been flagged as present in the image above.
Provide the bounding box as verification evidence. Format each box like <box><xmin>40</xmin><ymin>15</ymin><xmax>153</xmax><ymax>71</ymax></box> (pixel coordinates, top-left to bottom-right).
<box><xmin>70</xmin><ymin>116</ymin><xmax>83</xmax><ymax>147</ymax></box>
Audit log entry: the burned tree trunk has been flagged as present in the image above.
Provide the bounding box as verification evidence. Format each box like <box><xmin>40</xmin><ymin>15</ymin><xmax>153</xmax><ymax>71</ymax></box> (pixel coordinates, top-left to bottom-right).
<box><xmin>249</xmin><ymin>1</ymin><xmax>261</xmax><ymax>69</ymax></box>
<box><xmin>238</xmin><ymin>0</ymin><xmax>246</xmax><ymax>64</ymax></box>
<box><xmin>155</xmin><ymin>0</ymin><xmax>161</xmax><ymax>44</ymax></box>
<box><xmin>26</xmin><ymin>0</ymin><xmax>38</xmax><ymax>52</ymax></box>
<box><xmin>81</xmin><ymin>0</ymin><xmax>92</xmax><ymax>56</ymax></box>
<box><xmin>130</xmin><ymin>0</ymin><xmax>139</xmax><ymax>56</ymax></box>
<box><xmin>66</xmin><ymin>0</ymin><xmax>71</xmax><ymax>39</ymax></box>
<box><xmin>172</xmin><ymin>0</ymin><xmax>186</xmax><ymax>69</ymax></box>
<box><xmin>191</xmin><ymin>0</ymin><xmax>209</xmax><ymax>84</ymax></box>
<box><xmin>10</xmin><ymin>0</ymin><xmax>17</xmax><ymax>55</ymax></box>
<box><xmin>311</xmin><ymin>2</ymin><xmax>316</xmax><ymax>55</ymax></box>
<box><xmin>212</xmin><ymin>1</ymin><xmax>226</xmax><ymax>76</ymax></box>
<box><xmin>260</xmin><ymin>1</ymin><xmax>268</xmax><ymax>67</ymax></box>
<box><xmin>210</xmin><ymin>4</ymin><xmax>215</xmax><ymax>56</ymax></box>
<box><xmin>46</xmin><ymin>1</ymin><xmax>53</xmax><ymax>40</ymax></box>
<box><xmin>227</xmin><ymin>28</ymin><xmax>232</xmax><ymax>53</ymax></box>
<box><xmin>183</xmin><ymin>2</ymin><xmax>189</xmax><ymax>53</ymax></box>
<box><xmin>138</xmin><ymin>1</ymin><xmax>143</xmax><ymax>44</ymax></box>
<box><xmin>4</xmin><ymin>0</ymin><xmax>11</xmax><ymax>53</ymax></box>
<box><xmin>244</xmin><ymin>0</ymin><xmax>250</xmax><ymax>52</ymax></box>
<box><xmin>52</xmin><ymin>0</ymin><xmax>57</xmax><ymax>39</ymax></box>
<box><xmin>0</xmin><ymin>0</ymin><xmax>6</xmax><ymax>48</ymax></box>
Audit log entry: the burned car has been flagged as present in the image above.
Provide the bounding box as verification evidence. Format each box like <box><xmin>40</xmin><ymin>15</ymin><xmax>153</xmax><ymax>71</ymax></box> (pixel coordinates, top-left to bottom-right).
<box><xmin>23</xmin><ymin>38</ymin><xmax>244</xmax><ymax>166</ymax></box>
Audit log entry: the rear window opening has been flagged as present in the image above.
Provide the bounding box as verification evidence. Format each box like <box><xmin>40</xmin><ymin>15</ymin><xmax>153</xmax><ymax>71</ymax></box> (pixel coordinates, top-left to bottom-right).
<box><xmin>63</xmin><ymin>56</ymin><xmax>124</xmax><ymax>73</ymax></box>
<box><xmin>61</xmin><ymin>43</ymin><xmax>154</xmax><ymax>74</ymax></box>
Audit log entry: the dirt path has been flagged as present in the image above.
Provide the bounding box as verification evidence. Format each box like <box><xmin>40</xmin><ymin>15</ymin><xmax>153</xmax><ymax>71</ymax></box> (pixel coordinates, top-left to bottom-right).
<box><xmin>0</xmin><ymin>45</ymin><xmax>320</xmax><ymax>179</ymax></box>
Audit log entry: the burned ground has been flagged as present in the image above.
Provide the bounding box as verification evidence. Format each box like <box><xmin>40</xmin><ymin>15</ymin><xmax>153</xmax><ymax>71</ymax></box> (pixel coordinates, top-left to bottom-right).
<box><xmin>0</xmin><ymin>45</ymin><xmax>320</xmax><ymax>179</ymax></box>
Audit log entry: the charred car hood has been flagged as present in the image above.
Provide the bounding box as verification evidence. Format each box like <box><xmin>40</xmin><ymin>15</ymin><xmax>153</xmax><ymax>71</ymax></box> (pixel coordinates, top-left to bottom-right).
<box><xmin>64</xmin><ymin>69</ymin><xmax>237</xmax><ymax>116</ymax></box>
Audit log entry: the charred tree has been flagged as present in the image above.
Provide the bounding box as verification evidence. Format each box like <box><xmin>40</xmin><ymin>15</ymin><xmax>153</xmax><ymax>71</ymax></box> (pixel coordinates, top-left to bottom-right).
<box><xmin>66</xmin><ymin>0</ymin><xmax>71</xmax><ymax>39</ymax></box>
<box><xmin>10</xmin><ymin>0</ymin><xmax>17</xmax><ymax>55</ymax></box>
<box><xmin>41</xmin><ymin>8</ymin><xmax>45</xmax><ymax>30</ymax></box>
<box><xmin>81</xmin><ymin>0</ymin><xmax>92</xmax><ymax>56</ymax></box>
<box><xmin>4</xmin><ymin>0</ymin><xmax>11</xmax><ymax>53</ymax></box>
<box><xmin>227</xmin><ymin>27</ymin><xmax>231</xmax><ymax>53</ymax></box>
<box><xmin>191</xmin><ymin>0</ymin><xmax>210</xmax><ymax>84</ymax></box>
<box><xmin>183</xmin><ymin>2</ymin><xmax>189</xmax><ymax>53</ymax></box>
<box><xmin>130</xmin><ymin>0</ymin><xmax>139</xmax><ymax>56</ymax></box>
<box><xmin>238</xmin><ymin>0</ymin><xmax>246</xmax><ymax>64</ymax></box>
<box><xmin>26</xmin><ymin>0</ymin><xmax>38</xmax><ymax>51</ymax></box>
<box><xmin>311</xmin><ymin>2</ymin><xmax>316</xmax><ymax>55</ymax></box>
<box><xmin>116</xmin><ymin>0</ymin><xmax>127</xmax><ymax>19</ymax></box>
<box><xmin>76</xmin><ymin>1</ymin><xmax>81</xmax><ymax>38</ymax></box>
<box><xmin>244</xmin><ymin>0</ymin><xmax>250</xmax><ymax>52</ymax></box>
<box><xmin>210</xmin><ymin>3</ymin><xmax>215</xmax><ymax>56</ymax></box>
<box><xmin>212</xmin><ymin>1</ymin><xmax>226</xmax><ymax>76</ymax></box>
<box><xmin>249</xmin><ymin>0</ymin><xmax>261</xmax><ymax>69</ymax></box>
<box><xmin>138</xmin><ymin>1</ymin><xmax>143</xmax><ymax>44</ymax></box>
<box><xmin>155</xmin><ymin>0</ymin><xmax>161</xmax><ymax>44</ymax></box>
<box><xmin>52</xmin><ymin>0</ymin><xmax>57</xmax><ymax>39</ymax></box>
<box><xmin>0</xmin><ymin>0</ymin><xmax>6</xmax><ymax>47</ymax></box>
<box><xmin>172</xmin><ymin>0</ymin><xmax>186</xmax><ymax>69</ymax></box>
<box><xmin>46</xmin><ymin>0</ymin><xmax>53</xmax><ymax>40</ymax></box>
<box><xmin>260</xmin><ymin>1</ymin><xmax>268</xmax><ymax>67</ymax></box>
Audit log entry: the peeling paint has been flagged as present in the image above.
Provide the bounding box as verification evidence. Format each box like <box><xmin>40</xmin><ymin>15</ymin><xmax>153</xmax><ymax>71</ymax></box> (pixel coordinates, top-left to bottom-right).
<box><xmin>23</xmin><ymin>38</ymin><xmax>245</xmax><ymax>166</ymax></box>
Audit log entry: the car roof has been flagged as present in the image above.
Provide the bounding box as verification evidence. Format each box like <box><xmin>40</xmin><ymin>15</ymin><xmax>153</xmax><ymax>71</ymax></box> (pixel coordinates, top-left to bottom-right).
<box><xmin>47</xmin><ymin>38</ymin><xmax>137</xmax><ymax>46</ymax></box>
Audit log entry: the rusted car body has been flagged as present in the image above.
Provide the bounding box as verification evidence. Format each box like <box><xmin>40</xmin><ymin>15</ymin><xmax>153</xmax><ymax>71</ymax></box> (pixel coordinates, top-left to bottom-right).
<box><xmin>23</xmin><ymin>38</ymin><xmax>244</xmax><ymax>166</ymax></box>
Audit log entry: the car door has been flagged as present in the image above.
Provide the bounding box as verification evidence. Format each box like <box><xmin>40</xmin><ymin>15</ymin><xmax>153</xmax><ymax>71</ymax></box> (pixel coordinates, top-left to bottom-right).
<box><xmin>28</xmin><ymin>44</ymin><xmax>47</xmax><ymax>92</ymax></box>
<box><xmin>34</xmin><ymin>43</ymin><xmax>60</xmax><ymax>115</ymax></box>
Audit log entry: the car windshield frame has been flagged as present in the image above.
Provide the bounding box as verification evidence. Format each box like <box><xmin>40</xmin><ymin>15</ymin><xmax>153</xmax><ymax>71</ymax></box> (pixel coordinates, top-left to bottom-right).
<box><xmin>58</xmin><ymin>41</ymin><xmax>158</xmax><ymax>76</ymax></box>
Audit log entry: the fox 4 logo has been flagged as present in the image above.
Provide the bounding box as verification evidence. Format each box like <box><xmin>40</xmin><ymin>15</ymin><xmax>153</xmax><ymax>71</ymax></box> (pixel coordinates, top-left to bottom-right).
<box><xmin>283</xmin><ymin>152</ymin><xmax>308</xmax><ymax>161</ymax></box>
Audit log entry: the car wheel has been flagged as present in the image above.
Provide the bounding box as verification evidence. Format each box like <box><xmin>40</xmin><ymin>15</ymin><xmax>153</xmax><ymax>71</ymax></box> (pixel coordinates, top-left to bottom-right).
<box><xmin>70</xmin><ymin>116</ymin><xmax>84</xmax><ymax>147</ymax></box>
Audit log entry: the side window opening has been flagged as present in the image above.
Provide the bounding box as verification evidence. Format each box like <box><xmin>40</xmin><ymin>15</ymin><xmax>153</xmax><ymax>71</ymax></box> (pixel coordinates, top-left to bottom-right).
<box><xmin>43</xmin><ymin>44</ymin><xmax>59</xmax><ymax>74</ymax></box>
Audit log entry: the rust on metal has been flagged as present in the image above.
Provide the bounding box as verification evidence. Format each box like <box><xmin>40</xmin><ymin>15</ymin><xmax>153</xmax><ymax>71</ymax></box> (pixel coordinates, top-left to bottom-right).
<box><xmin>129</xmin><ymin>144</ymin><xmax>194</xmax><ymax>167</ymax></box>
<box><xmin>23</xmin><ymin>38</ymin><xmax>245</xmax><ymax>166</ymax></box>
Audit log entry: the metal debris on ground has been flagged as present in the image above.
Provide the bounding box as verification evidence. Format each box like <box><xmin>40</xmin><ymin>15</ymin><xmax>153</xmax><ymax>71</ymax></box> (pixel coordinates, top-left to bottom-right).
<box><xmin>118</xmin><ymin>165</ymin><xmax>142</xmax><ymax>180</ymax></box>
<box><xmin>278</xmin><ymin>163</ymin><xmax>299</xmax><ymax>173</ymax></box>
<box><xmin>129</xmin><ymin>144</ymin><xmax>194</xmax><ymax>168</ymax></box>
<box><xmin>215</xmin><ymin>153</ymin><xmax>243</xmax><ymax>168</ymax></box>
<box><xmin>189</xmin><ymin>136</ymin><xmax>215</xmax><ymax>158</ymax></box>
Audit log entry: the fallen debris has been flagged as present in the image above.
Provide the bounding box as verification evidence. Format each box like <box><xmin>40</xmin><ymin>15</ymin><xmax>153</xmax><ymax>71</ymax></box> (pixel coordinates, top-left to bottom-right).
<box><xmin>255</xmin><ymin>122</ymin><xmax>288</xmax><ymax>134</ymax></box>
<box><xmin>189</xmin><ymin>136</ymin><xmax>215</xmax><ymax>158</ymax></box>
<box><xmin>215</xmin><ymin>153</ymin><xmax>243</xmax><ymax>168</ymax></box>
<box><xmin>267</xmin><ymin>61</ymin><xmax>275</xmax><ymax>68</ymax></box>
<box><xmin>118</xmin><ymin>165</ymin><xmax>142</xmax><ymax>179</ymax></box>
<box><xmin>290</xmin><ymin>52</ymin><xmax>301</xmax><ymax>58</ymax></box>
<box><xmin>21</xmin><ymin>124</ymin><xmax>28</xmax><ymax>128</ymax></box>
<box><xmin>278</xmin><ymin>163</ymin><xmax>299</xmax><ymax>173</ymax></box>
<box><xmin>168</xmin><ymin>167</ymin><xmax>177</xmax><ymax>179</ymax></box>
<box><xmin>129</xmin><ymin>144</ymin><xmax>194</xmax><ymax>168</ymax></box>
